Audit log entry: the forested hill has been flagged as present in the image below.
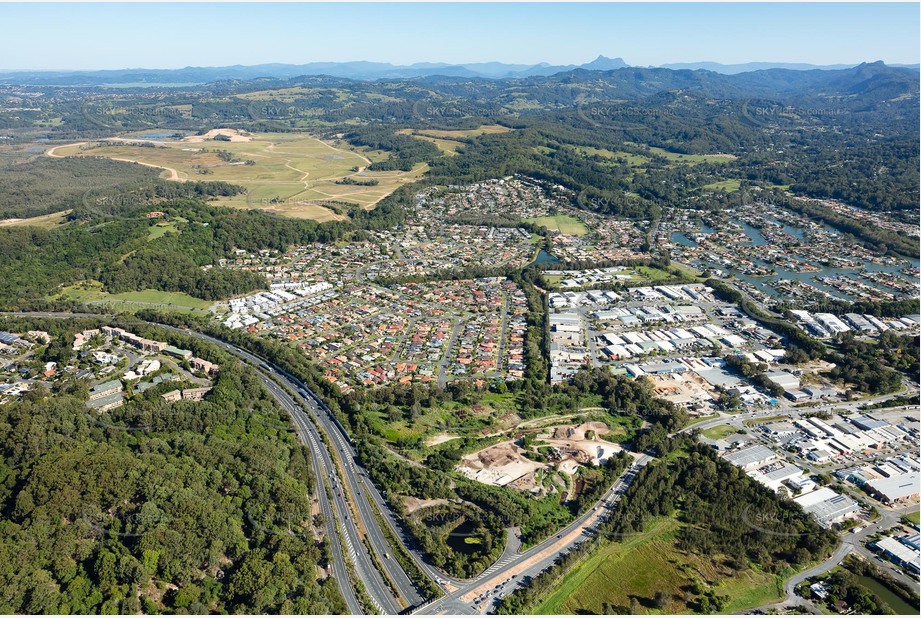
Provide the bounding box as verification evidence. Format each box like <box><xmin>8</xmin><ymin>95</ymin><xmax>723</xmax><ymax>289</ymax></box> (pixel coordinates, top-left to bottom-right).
<box><xmin>0</xmin><ymin>316</ymin><xmax>345</xmax><ymax>614</ymax></box>
<box><xmin>411</xmin><ymin>61</ymin><xmax>919</xmax><ymax>106</ymax></box>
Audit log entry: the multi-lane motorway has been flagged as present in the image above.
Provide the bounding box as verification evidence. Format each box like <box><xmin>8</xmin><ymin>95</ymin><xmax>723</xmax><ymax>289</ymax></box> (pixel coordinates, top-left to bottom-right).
<box><xmin>160</xmin><ymin>325</ymin><xmax>426</xmax><ymax>614</ymax></box>
<box><xmin>6</xmin><ymin>312</ymin><xmax>918</xmax><ymax>616</ymax></box>
<box><xmin>2</xmin><ymin>312</ymin><xmax>426</xmax><ymax>614</ymax></box>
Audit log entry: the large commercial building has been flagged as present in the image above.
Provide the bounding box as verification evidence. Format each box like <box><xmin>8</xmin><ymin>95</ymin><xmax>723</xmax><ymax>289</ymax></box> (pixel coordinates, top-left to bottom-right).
<box><xmin>793</xmin><ymin>487</ymin><xmax>859</xmax><ymax>528</ymax></box>
<box><xmin>722</xmin><ymin>444</ymin><xmax>777</xmax><ymax>470</ymax></box>
<box><xmin>874</xmin><ymin>536</ymin><xmax>921</xmax><ymax>575</ymax></box>
<box><xmin>865</xmin><ymin>472</ymin><xmax>920</xmax><ymax>505</ymax></box>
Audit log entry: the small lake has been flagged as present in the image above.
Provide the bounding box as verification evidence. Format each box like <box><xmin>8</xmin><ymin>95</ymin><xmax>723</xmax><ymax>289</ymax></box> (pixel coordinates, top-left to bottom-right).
<box><xmin>670</xmin><ymin>231</ymin><xmax>697</xmax><ymax>247</ymax></box>
<box><xmin>855</xmin><ymin>575</ymin><xmax>919</xmax><ymax>614</ymax></box>
<box><xmin>534</xmin><ymin>249</ymin><xmax>561</xmax><ymax>265</ymax></box>
<box><xmin>733</xmin><ymin>219</ymin><xmax>769</xmax><ymax>246</ymax></box>
<box><xmin>445</xmin><ymin>519</ymin><xmax>485</xmax><ymax>556</ymax></box>
<box><xmin>134</xmin><ymin>132</ymin><xmax>183</xmax><ymax>140</ymax></box>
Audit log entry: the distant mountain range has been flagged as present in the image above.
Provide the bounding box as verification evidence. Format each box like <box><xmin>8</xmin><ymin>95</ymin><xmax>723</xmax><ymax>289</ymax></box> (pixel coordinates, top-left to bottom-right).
<box><xmin>0</xmin><ymin>56</ymin><xmax>916</xmax><ymax>86</ymax></box>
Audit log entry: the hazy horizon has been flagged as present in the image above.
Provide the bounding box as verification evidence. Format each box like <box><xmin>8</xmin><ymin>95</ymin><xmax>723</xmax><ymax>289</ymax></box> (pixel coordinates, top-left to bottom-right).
<box><xmin>0</xmin><ymin>2</ymin><xmax>918</xmax><ymax>72</ymax></box>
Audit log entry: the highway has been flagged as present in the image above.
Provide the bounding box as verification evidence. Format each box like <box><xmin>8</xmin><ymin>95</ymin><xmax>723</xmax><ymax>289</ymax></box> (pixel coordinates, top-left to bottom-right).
<box><xmin>254</xmin><ymin>374</ymin><xmax>364</xmax><ymax>614</ymax></box>
<box><xmin>7</xmin><ymin>311</ymin><xmax>918</xmax><ymax>616</ymax></box>
<box><xmin>162</xmin><ymin>325</ymin><xmax>427</xmax><ymax>614</ymax></box>
<box><xmin>1</xmin><ymin>312</ymin><xmax>426</xmax><ymax>614</ymax></box>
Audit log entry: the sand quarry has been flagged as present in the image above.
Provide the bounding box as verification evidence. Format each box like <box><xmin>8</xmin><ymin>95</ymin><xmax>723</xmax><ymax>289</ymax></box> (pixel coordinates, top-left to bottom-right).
<box><xmin>456</xmin><ymin>422</ymin><xmax>623</xmax><ymax>491</ymax></box>
<box><xmin>181</xmin><ymin>128</ymin><xmax>253</xmax><ymax>143</ymax></box>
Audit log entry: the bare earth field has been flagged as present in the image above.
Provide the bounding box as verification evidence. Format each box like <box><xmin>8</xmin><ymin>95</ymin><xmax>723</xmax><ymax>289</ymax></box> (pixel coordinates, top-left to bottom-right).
<box><xmin>456</xmin><ymin>422</ymin><xmax>623</xmax><ymax>490</ymax></box>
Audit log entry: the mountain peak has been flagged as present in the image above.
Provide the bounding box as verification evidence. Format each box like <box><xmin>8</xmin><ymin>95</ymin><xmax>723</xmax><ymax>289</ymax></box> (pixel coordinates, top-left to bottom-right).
<box><xmin>583</xmin><ymin>55</ymin><xmax>629</xmax><ymax>70</ymax></box>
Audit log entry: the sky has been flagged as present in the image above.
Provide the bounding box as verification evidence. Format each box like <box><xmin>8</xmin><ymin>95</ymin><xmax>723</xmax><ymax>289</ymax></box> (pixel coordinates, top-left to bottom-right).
<box><xmin>0</xmin><ymin>2</ymin><xmax>918</xmax><ymax>71</ymax></box>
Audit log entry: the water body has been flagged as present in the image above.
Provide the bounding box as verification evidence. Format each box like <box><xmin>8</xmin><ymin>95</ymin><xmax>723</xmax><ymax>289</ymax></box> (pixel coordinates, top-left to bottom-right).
<box><xmin>135</xmin><ymin>132</ymin><xmax>183</xmax><ymax>140</ymax></box>
<box><xmin>682</xmin><ymin>220</ymin><xmax>919</xmax><ymax>300</ymax></box>
<box><xmin>733</xmin><ymin>219</ymin><xmax>769</xmax><ymax>246</ymax></box>
<box><xmin>534</xmin><ymin>249</ymin><xmax>561</xmax><ymax>265</ymax></box>
<box><xmin>445</xmin><ymin>519</ymin><xmax>485</xmax><ymax>556</ymax></box>
<box><xmin>854</xmin><ymin>575</ymin><xmax>918</xmax><ymax>615</ymax></box>
<box><xmin>670</xmin><ymin>232</ymin><xmax>697</xmax><ymax>247</ymax></box>
<box><xmin>782</xmin><ymin>224</ymin><xmax>806</xmax><ymax>240</ymax></box>
<box><xmin>695</xmin><ymin>257</ymin><xmax>919</xmax><ymax>301</ymax></box>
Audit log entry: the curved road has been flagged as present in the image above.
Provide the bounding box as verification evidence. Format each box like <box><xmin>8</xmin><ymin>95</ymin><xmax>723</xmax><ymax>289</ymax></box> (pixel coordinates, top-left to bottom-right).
<box><xmin>8</xmin><ymin>312</ymin><xmax>917</xmax><ymax>616</ymax></box>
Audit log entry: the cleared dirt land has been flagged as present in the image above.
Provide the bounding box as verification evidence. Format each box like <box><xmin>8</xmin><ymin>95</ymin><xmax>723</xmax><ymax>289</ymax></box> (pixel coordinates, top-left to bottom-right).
<box><xmin>456</xmin><ymin>422</ymin><xmax>623</xmax><ymax>491</ymax></box>
<box><xmin>0</xmin><ymin>209</ymin><xmax>71</xmax><ymax>228</ymax></box>
<box><xmin>47</xmin><ymin>131</ymin><xmax>427</xmax><ymax>220</ymax></box>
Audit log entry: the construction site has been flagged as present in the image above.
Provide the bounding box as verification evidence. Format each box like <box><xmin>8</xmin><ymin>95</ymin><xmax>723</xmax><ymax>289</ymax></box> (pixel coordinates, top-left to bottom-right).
<box><xmin>456</xmin><ymin>422</ymin><xmax>628</xmax><ymax>497</ymax></box>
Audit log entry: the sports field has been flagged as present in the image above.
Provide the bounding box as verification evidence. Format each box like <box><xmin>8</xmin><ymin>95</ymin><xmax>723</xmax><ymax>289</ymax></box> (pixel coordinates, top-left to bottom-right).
<box><xmin>49</xmin><ymin>131</ymin><xmax>426</xmax><ymax>220</ymax></box>
<box><xmin>523</xmin><ymin>214</ymin><xmax>588</xmax><ymax>236</ymax></box>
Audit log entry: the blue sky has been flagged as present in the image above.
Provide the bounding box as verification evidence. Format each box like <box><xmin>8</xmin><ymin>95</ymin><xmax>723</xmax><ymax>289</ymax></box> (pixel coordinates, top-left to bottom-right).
<box><xmin>1</xmin><ymin>2</ymin><xmax>918</xmax><ymax>70</ymax></box>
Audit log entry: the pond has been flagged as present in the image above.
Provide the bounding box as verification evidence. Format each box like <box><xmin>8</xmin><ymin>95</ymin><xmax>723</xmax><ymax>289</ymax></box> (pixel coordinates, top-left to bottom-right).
<box><xmin>445</xmin><ymin>519</ymin><xmax>486</xmax><ymax>556</ymax></box>
<box><xmin>134</xmin><ymin>132</ymin><xmax>183</xmax><ymax>140</ymax></box>
<box><xmin>533</xmin><ymin>249</ymin><xmax>560</xmax><ymax>265</ymax></box>
<box><xmin>854</xmin><ymin>575</ymin><xmax>919</xmax><ymax>615</ymax></box>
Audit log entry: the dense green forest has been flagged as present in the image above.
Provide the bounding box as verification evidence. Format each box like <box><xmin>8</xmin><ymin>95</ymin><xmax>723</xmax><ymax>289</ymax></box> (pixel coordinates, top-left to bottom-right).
<box><xmin>826</xmin><ymin>332</ymin><xmax>919</xmax><ymax>395</ymax></box>
<box><xmin>0</xmin><ymin>157</ymin><xmax>160</xmax><ymax>219</ymax></box>
<box><xmin>0</xmin><ymin>318</ymin><xmax>344</xmax><ymax>614</ymax></box>
<box><xmin>0</xmin><ymin>156</ymin><xmax>244</xmax><ymax>220</ymax></box>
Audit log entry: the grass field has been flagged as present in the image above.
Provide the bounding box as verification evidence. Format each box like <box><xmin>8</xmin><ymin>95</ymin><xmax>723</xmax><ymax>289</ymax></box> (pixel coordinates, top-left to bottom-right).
<box><xmin>577</xmin><ymin>144</ymin><xmax>735</xmax><ymax>169</ymax></box>
<box><xmin>51</xmin><ymin>132</ymin><xmax>427</xmax><ymax>220</ymax></box>
<box><xmin>532</xmin><ymin>517</ymin><xmax>783</xmax><ymax>615</ymax></box>
<box><xmin>701</xmin><ymin>424</ymin><xmax>736</xmax><ymax>440</ymax></box>
<box><xmin>398</xmin><ymin>125</ymin><xmax>511</xmax><ymax>156</ymax></box>
<box><xmin>523</xmin><ymin>215</ymin><xmax>588</xmax><ymax>236</ymax></box>
<box><xmin>645</xmin><ymin>145</ymin><xmax>737</xmax><ymax>165</ymax></box>
<box><xmin>903</xmin><ymin>511</ymin><xmax>921</xmax><ymax>525</ymax></box>
<box><xmin>577</xmin><ymin>146</ymin><xmax>651</xmax><ymax>167</ymax></box>
<box><xmin>703</xmin><ymin>179</ymin><xmax>743</xmax><ymax>192</ymax></box>
<box><xmin>0</xmin><ymin>209</ymin><xmax>71</xmax><ymax>229</ymax></box>
<box><xmin>146</xmin><ymin>220</ymin><xmax>179</xmax><ymax>240</ymax></box>
<box><xmin>634</xmin><ymin>266</ymin><xmax>674</xmax><ymax>282</ymax></box>
<box><xmin>667</xmin><ymin>262</ymin><xmax>703</xmax><ymax>279</ymax></box>
<box><xmin>408</xmin><ymin>134</ymin><xmax>464</xmax><ymax>155</ymax></box>
<box><xmin>413</xmin><ymin>125</ymin><xmax>512</xmax><ymax>139</ymax></box>
<box><xmin>48</xmin><ymin>280</ymin><xmax>212</xmax><ymax>311</ymax></box>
